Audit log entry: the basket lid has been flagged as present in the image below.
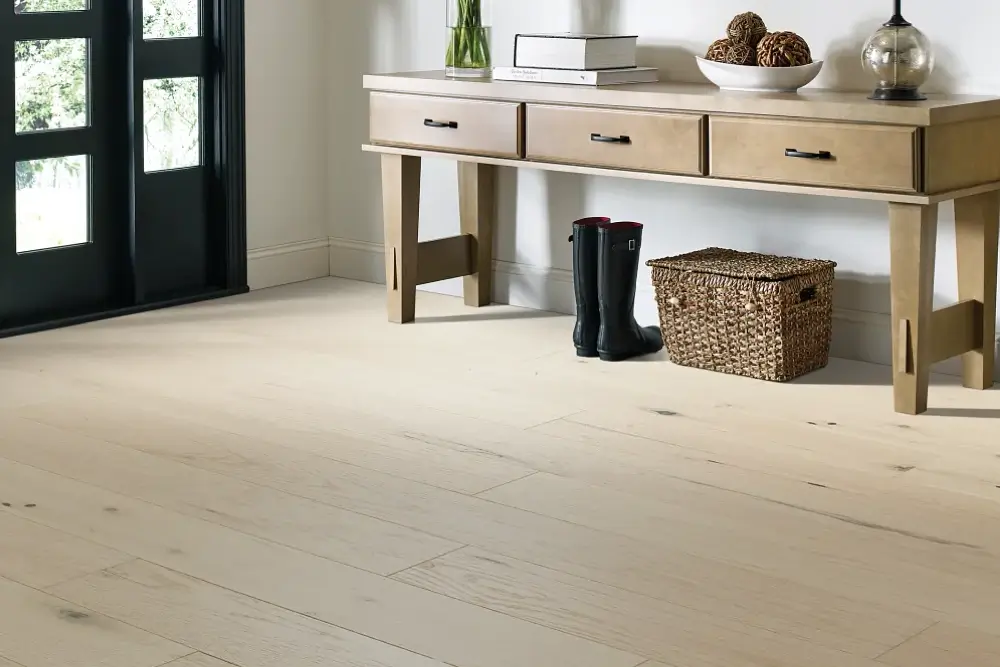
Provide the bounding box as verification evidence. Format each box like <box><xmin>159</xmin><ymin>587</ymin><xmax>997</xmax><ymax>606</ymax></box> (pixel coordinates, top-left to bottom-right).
<box><xmin>646</xmin><ymin>247</ymin><xmax>836</xmax><ymax>281</ymax></box>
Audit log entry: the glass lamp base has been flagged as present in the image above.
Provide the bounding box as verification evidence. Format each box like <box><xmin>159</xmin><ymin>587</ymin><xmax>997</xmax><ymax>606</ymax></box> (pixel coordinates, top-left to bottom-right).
<box><xmin>869</xmin><ymin>86</ymin><xmax>927</xmax><ymax>101</ymax></box>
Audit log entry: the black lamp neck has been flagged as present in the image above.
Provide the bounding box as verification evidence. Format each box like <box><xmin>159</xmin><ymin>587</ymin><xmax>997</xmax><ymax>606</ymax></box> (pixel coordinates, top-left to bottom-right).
<box><xmin>886</xmin><ymin>0</ymin><xmax>912</xmax><ymax>26</ymax></box>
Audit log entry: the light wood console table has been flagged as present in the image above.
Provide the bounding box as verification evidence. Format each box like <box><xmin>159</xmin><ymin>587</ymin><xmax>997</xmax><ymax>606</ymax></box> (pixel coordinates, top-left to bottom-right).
<box><xmin>362</xmin><ymin>70</ymin><xmax>1000</xmax><ymax>415</ymax></box>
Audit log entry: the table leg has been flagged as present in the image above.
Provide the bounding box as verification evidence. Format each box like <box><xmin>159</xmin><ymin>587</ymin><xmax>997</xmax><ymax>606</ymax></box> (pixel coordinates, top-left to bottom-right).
<box><xmin>955</xmin><ymin>190</ymin><xmax>1000</xmax><ymax>389</ymax></box>
<box><xmin>889</xmin><ymin>202</ymin><xmax>939</xmax><ymax>415</ymax></box>
<box><xmin>382</xmin><ymin>154</ymin><xmax>421</xmax><ymax>323</ymax></box>
<box><xmin>459</xmin><ymin>162</ymin><xmax>496</xmax><ymax>307</ymax></box>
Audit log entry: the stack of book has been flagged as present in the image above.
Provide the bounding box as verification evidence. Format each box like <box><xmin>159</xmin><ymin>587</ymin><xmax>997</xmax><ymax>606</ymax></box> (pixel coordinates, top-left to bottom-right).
<box><xmin>493</xmin><ymin>33</ymin><xmax>658</xmax><ymax>86</ymax></box>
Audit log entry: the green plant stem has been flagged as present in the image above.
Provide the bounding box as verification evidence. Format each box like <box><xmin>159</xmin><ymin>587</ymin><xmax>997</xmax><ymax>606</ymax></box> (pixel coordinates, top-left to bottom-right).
<box><xmin>446</xmin><ymin>0</ymin><xmax>490</xmax><ymax>70</ymax></box>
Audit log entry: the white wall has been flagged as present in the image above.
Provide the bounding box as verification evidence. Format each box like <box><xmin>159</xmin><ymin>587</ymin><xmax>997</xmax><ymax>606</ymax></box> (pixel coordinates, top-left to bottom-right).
<box><xmin>244</xmin><ymin>0</ymin><xmax>330</xmax><ymax>289</ymax></box>
<box><xmin>325</xmin><ymin>0</ymin><xmax>1000</xmax><ymax>376</ymax></box>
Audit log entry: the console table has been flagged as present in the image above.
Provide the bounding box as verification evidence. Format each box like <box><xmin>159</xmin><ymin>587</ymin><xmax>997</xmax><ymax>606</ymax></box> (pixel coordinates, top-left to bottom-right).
<box><xmin>362</xmin><ymin>70</ymin><xmax>1000</xmax><ymax>415</ymax></box>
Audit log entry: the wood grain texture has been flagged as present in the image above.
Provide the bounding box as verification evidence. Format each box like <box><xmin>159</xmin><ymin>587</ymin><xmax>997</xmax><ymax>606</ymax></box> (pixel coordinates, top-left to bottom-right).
<box><xmin>15</xmin><ymin>392</ymin><xmax>536</xmax><ymax>496</ymax></box>
<box><xmin>878</xmin><ymin>622</ymin><xmax>1000</xmax><ymax>667</ymax></box>
<box><xmin>954</xmin><ymin>190</ymin><xmax>1000</xmax><ymax>390</ymax></box>
<box><xmin>929</xmin><ymin>300</ymin><xmax>981</xmax><ymax>363</ymax></box>
<box><xmin>710</xmin><ymin>116</ymin><xmax>918</xmax><ymax>192</ymax></box>
<box><xmin>415</xmin><ymin>235</ymin><xmax>474</xmax><ymax>286</ymax></box>
<box><xmin>924</xmin><ymin>117</ymin><xmax>1000</xmax><ymax>192</ymax></box>
<box><xmin>0</xmin><ymin>460</ymin><xmax>641</xmax><ymax>667</ymax></box>
<box><xmin>0</xmin><ymin>416</ymin><xmax>459</xmax><ymax>576</ymax></box>
<box><xmin>160</xmin><ymin>656</ymin><xmax>232</xmax><ymax>667</ymax></box>
<box><xmin>889</xmin><ymin>202</ymin><xmax>939</xmax><ymax>414</ymax></box>
<box><xmin>458</xmin><ymin>162</ymin><xmax>496</xmax><ymax>307</ymax></box>
<box><xmin>363</xmin><ymin>71</ymin><xmax>1000</xmax><ymax>126</ymax></box>
<box><xmin>0</xmin><ymin>511</ymin><xmax>131</xmax><ymax>588</ymax></box>
<box><xmin>382</xmin><ymin>153</ymin><xmax>421</xmax><ymax>323</ymax></box>
<box><xmin>526</xmin><ymin>104</ymin><xmax>704</xmax><ymax>175</ymax></box>
<box><xmin>0</xmin><ymin>575</ymin><xmax>190</xmax><ymax>667</ymax></box>
<box><xmin>362</xmin><ymin>144</ymin><xmax>960</xmax><ymax>205</ymax></box>
<box><xmin>5</xmin><ymin>279</ymin><xmax>1000</xmax><ymax>667</ymax></box>
<box><xmin>50</xmin><ymin>560</ymin><xmax>451</xmax><ymax>667</ymax></box>
<box><xmin>370</xmin><ymin>92</ymin><xmax>522</xmax><ymax>158</ymax></box>
<box><xmin>395</xmin><ymin>548</ymin><xmax>889</xmax><ymax>666</ymax></box>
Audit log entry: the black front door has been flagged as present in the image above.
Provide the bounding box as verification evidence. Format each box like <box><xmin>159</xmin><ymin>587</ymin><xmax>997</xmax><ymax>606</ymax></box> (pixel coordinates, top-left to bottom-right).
<box><xmin>0</xmin><ymin>0</ymin><xmax>246</xmax><ymax>335</ymax></box>
<box><xmin>1</xmin><ymin>0</ymin><xmax>128</xmax><ymax>327</ymax></box>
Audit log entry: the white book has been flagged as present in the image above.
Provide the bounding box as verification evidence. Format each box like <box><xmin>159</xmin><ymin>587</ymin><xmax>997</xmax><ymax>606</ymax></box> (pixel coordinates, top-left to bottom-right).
<box><xmin>492</xmin><ymin>66</ymin><xmax>658</xmax><ymax>86</ymax></box>
<box><xmin>514</xmin><ymin>33</ymin><xmax>638</xmax><ymax>70</ymax></box>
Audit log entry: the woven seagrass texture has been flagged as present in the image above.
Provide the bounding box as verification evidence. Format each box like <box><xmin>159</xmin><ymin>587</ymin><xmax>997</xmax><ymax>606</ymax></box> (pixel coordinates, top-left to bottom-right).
<box><xmin>705</xmin><ymin>38</ymin><xmax>731</xmax><ymax>62</ymax></box>
<box><xmin>725</xmin><ymin>42</ymin><xmax>756</xmax><ymax>66</ymax></box>
<box><xmin>727</xmin><ymin>12</ymin><xmax>768</xmax><ymax>46</ymax></box>
<box><xmin>647</xmin><ymin>248</ymin><xmax>836</xmax><ymax>382</ymax></box>
<box><xmin>757</xmin><ymin>31</ymin><xmax>812</xmax><ymax>67</ymax></box>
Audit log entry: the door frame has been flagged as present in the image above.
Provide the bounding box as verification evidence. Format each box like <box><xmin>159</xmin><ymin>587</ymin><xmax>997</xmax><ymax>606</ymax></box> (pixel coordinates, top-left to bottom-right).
<box><xmin>1</xmin><ymin>0</ymin><xmax>247</xmax><ymax>338</ymax></box>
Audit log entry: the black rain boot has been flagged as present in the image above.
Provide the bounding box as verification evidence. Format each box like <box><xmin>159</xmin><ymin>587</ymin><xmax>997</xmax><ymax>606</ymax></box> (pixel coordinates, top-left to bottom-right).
<box><xmin>569</xmin><ymin>217</ymin><xmax>608</xmax><ymax>357</ymax></box>
<box><xmin>597</xmin><ymin>222</ymin><xmax>664</xmax><ymax>362</ymax></box>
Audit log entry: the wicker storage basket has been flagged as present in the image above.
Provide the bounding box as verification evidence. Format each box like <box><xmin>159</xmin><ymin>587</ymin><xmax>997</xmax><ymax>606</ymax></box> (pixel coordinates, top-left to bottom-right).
<box><xmin>647</xmin><ymin>247</ymin><xmax>836</xmax><ymax>382</ymax></box>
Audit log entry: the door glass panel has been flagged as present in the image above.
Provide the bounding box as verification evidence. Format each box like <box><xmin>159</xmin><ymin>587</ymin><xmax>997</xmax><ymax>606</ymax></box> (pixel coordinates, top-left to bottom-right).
<box><xmin>16</xmin><ymin>155</ymin><xmax>90</xmax><ymax>254</ymax></box>
<box><xmin>15</xmin><ymin>38</ymin><xmax>89</xmax><ymax>134</ymax></box>
<box><xmin>143</xmin><ymin>77</ymin><xmax>201</xmax><ymax>172</ymax></box>
<box><xmin>143</xmin><ymin>0</ymin><xmax>199</xmax><ymax>39</ymax></box>
<box><xmin>15</xmin><ymin>0</ymin><xmax>88</xmax><ymax>12</ymax></box>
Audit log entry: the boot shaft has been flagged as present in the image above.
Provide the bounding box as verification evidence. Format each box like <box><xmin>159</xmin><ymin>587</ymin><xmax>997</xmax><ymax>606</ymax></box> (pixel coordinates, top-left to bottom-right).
<box><xmin>597</xmin><ymin>222</ymin><xmax>644</xmax><ymax>323</ymax></box>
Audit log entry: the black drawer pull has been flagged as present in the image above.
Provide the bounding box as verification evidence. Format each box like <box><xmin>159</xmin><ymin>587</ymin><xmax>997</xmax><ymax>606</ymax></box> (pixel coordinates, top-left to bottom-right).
<box><xmin>424</xmin><ymin>119</ymin><xmax>458</xmax><ymax>129</ymax></box>
<box><xmin>591</xmin><ymin>133</ymin><xmax>631</xmax><ymax>144</ymax></box>
<box><xmin>785</xmin><ymin>148</ymin><xmax>833</xmax><ymax>160</ymax></box>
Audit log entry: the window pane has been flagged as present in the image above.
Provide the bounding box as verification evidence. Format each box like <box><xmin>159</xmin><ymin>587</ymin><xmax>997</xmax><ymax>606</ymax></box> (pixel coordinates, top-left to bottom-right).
<box><xmin>144</xmin><ymin>77</ymin><xmax>201</xmax><ymax>172</ymax></box>
<box><xmin>15</xmin><ymin>38</ymin><xmax>89</xmax><ymax>134</ymax></box>
<box><xmin>16</xmin><ymin>155</ymin><xmax>90</xmax><ymax>254</ymax></box>
<box><xmin>15</xmin><ymin>0</ymin><xmax>88</xmax><ymax>12</ymax></box>
<box><xmin>143</xmin><ymin>0</ymin><xmax>199</xmax><ymax>39</ymax></box>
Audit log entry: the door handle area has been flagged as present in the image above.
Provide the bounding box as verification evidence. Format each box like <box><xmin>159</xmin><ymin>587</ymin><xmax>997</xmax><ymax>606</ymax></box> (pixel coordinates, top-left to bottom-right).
<box><xmin>591</xmin><ymin>133</ymin><xmax>632</xmax><ymax>144</ymax></box>
<box><xmin>784</xmin><ymin>148</ymin><xmax>833</xmax><ymax>160</ymax></box>
<box><xmin>424</xmin><ymin>119</ymin><xmax>458</xmax><ymax>129</ymax></box>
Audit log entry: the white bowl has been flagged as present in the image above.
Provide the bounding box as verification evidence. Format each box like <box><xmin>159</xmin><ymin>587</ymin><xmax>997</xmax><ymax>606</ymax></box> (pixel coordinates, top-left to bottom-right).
<box><xmin>695</xmin><ymin>57</ymin><xmax>823</xmax><ymax>93</ymax></box>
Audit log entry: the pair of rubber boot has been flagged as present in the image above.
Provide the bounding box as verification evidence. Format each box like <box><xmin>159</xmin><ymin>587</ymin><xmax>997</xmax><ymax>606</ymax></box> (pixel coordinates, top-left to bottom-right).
<box><xmin>569</xmin><ymin>217</ymin><xmax>664</xmax><ymax>361</ymax></box>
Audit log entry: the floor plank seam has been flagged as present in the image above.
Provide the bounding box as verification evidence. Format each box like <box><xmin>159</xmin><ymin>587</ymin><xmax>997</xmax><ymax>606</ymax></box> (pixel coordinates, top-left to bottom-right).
<box><xmin>37</xmin><ymin>557</ymin><xmax>142</xmax><ymax>593</ymax></box>
<box><xmin>381</xmin><ymin>567</ymin><xmax>655</xmax><ymax>664</ymax></box>
<box><xmin>0</xmin><ymin>651</ymin><xmax>27</xmax><ymax>667</ymax></box>
<box><xmin>472</xmin><ymin>471</ymin><xmax>540</xmax><ymax>497</ymax></box>
<box><xmin>3</xmin><ymin>570</ymin><xmax>202</xmax><ymax>658</ymax></box>
<box><xmin>524</xmin><ymin>410</ymin><xmax>585</xmax><ymax>431</ymax></box>
<box><xmin>873</xmin><ymin>620</ymin><xmax>939</xmax><ymax>662</ymax></box>
<box><xmin>152</xmin><ymin>652</ymin><xmax>199</xmax><ymax>667</ymax></box>
<box><xmin>384</xmin><ymin>544</ymin><xmax>471</xmax><ymax>578</ymax></box>
<box><xmin>0</xmin><ymin>446</ymin><xmax>458</xmax><ymax>578</ymax></box>
<box><xmin>116</xmin><ymin>558</ymin><xmax>543</xmax><ymax>667</ymax></box>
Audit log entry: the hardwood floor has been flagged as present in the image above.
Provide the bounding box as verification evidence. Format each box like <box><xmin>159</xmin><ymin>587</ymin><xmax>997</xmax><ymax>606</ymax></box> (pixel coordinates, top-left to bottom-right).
<box><xmin>2</xmin><ymin>277</ymin><xmax>1000</xmax><ymax>667</ymax></box>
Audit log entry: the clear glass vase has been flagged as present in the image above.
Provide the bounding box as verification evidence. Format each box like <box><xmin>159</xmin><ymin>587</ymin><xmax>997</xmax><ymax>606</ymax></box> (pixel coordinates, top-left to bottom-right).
<box><xmin>445</xmin><ymin>0</ymin><xmax>492</xmax><ymax>78</ymax></box>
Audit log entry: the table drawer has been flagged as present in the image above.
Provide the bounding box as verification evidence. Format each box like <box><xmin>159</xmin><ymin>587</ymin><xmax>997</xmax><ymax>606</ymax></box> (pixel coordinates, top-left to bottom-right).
<box><xmin>526</xmin><ymin>104</ymin><xmax>705</xmax><ymax>175</ymax></box>
<box><xmin>370</xmin><ymin>92</ymin><xmax>522</xmax><ymax>158</ymax></box>
<box><xmin>710</xmin><ymin>116</ymin><xmax>919</xmax><ymax>192</ymax></box>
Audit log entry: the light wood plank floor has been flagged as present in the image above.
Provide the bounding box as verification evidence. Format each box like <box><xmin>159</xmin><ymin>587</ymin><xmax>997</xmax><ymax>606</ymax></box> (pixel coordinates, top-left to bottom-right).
<box><xmin>2</xmin><ymin>277</ymin><xmax>1000</xmax><ymax>667</ymax></box>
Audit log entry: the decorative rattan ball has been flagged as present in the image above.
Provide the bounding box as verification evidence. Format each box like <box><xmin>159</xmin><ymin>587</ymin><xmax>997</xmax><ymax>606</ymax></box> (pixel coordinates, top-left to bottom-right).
<box><xmin>705</xmin><ymin>38</ymin><xmax>731</xmax><ymax>62</ymax></box>
<box><xmin>756</xmin><ymin>31</ymin><xmax>813</xmax><ymax>67</ymax></box>
<box><xmin>725</xmin><ymin>43</ymin><xmax>756</xmax><ymax>66</ymax></box>
<box><xmin>727</xmin><ymin>12</ymin><xmax>768</xmax><ymax>46</ymax></box>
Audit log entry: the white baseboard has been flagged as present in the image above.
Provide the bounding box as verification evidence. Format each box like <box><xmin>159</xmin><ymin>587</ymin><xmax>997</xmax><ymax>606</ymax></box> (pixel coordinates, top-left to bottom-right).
<box><xmin>328</xmin><ymin>235</ymin><xmax>1000</xmax><ymax>381</ymax></box>
<box><xmin>248</xmin><ymin>238</ymin><xmax>331</xmax><ymax>290</ymax></box>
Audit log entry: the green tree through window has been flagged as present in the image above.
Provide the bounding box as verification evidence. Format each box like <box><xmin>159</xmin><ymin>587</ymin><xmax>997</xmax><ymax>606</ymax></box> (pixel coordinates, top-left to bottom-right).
<box><xmin>14</xmin><ymin>0</ymin><xmax>199</xmax><ymax>185</ymax></box>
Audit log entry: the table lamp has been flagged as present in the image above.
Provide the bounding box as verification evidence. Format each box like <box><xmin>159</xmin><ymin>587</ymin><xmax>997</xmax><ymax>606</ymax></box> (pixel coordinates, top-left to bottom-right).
<box><xmin>861</xmin><ymin>0</ymin><xmax>934</xmax><ymax>101</ymax></box>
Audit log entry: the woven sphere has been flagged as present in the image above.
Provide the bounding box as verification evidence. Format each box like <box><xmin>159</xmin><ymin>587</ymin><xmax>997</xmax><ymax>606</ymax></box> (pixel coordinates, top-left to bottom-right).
<box><xmin>727</xmin><ymin>12</ymin><xmax>768</xmax><ymax>46</ymax></box>
<box><xmin>756</xmin><ymin>31</ymin><xmax>812</xmax><ymax>67</ymax></box>
<box><xmin>725</xmin><ymin>43</ymin><xmax>756</xmax><ymax>66</ymax></box>
<box><xmin>705</xmin><ymin>38</ymin><xmax>731</xmax><ymax>62</ymax></box>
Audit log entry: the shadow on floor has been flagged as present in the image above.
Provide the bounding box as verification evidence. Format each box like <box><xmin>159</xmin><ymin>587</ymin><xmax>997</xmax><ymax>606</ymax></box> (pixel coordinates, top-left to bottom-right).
<box><xmin>415</xmin><ymin>310</ymin><xmax>565</xmax><ymax>324</ymax></box>
<box><xmin>923</xmin><ymin>407</ymin><xmax>1000</xmax><ymax>419</ymax></box>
